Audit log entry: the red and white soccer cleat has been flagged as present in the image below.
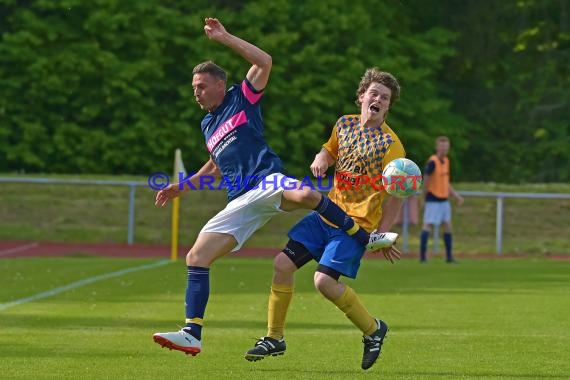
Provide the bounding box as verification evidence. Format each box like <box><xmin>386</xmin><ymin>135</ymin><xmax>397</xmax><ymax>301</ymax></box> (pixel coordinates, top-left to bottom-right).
<box><xmin>153</xmin><ymin>328</ymin><xmax>201</xmax><ymax>356</ymax></box>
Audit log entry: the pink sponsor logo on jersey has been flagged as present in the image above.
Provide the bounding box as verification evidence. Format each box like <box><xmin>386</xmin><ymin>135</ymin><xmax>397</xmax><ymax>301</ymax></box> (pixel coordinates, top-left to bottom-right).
<box><xmin>206</xmin><ymin>110</ymin><xmax>248</xmax><ymax>152</ymax></box>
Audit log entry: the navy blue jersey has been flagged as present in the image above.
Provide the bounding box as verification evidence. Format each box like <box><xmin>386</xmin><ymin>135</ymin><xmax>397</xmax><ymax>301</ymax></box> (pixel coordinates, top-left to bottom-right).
<box><xmin>201</xmin><ymin>79</ymin><xmax>283</xmax><ymax>201</ymax></box>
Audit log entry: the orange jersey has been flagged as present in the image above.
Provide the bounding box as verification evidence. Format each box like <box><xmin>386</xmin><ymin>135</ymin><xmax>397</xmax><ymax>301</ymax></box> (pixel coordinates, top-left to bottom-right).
<box><xmin>322</xmin><ymin>115</ymin><xmax>405</xmax><ymax>232</ymax></box>
<box><xmin>426</xmin><ymin>154</ymin><xmax>450</xmax><ymax>198</ymax></box>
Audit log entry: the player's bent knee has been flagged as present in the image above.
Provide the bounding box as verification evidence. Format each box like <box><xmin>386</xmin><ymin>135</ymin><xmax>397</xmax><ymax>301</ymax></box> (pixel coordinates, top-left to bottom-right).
<box><xmin>300</xmin><ymin>189</ymin><xmax>322</xmax><ymax>204</ymax></box>
<box><xmin>314</xmin><ymin>265</ymin><xmax>341</xmax><ymax>292</ymax></box>
<box><xmin>274</xmin><ymin>252</ymin><xmax>297</xmax><ymax>275</ymax></box>
<box><xmin>186</xmin><ymin>249</ymin><xmax>198</xmax><ymax>266</ymax></box>
<box><xmin>186</xmin><ymin>248</ymin><xmax>214</xmax><ymax>267</ymax></box>
<box><xmin>313</xmin><ymin>275</ymin><xmax>333</xmax><ymax>295</ymax></box>
<box><xmin>283</xmin><ymin>188</ymin><xmax>320</xmax><ymax>207</ymax></box>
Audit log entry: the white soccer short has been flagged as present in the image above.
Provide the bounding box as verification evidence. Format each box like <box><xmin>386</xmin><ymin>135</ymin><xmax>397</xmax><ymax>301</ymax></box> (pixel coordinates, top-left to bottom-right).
<box><xmin>423</xmin><ymin>200</ymin><xmax>452</xmax><ymax>225</ymax></box>
<box><xmin>200</xmin><ymin>173</ymin><xmax>299</xmax><ymax>251</ymax></box>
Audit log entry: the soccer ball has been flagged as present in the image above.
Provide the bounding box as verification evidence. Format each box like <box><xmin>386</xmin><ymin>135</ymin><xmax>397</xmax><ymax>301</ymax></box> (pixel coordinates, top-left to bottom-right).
<box><xmin>382</xmin><ymin>158</ymin><xmax>423</xmax><ymax>198</ymax></box>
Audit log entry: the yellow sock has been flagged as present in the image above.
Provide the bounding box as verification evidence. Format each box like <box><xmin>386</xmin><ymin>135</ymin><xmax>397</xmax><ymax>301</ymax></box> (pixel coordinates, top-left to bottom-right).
<box><xmin>267</xmin><ymin>283</ymin><xmax>293</xmax><ymax>339</ymax></box>
<box><xmin>333</xmin><ymin>286</ymin><xmax>377</xmax><ymax>336</ymax></box>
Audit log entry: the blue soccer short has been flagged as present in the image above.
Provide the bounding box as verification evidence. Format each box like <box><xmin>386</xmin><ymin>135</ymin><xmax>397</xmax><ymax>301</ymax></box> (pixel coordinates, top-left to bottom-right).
<box><xmin>287</xmin><ymin>212</ymin><xmax>366</xmax><ymax>279</ymax></box>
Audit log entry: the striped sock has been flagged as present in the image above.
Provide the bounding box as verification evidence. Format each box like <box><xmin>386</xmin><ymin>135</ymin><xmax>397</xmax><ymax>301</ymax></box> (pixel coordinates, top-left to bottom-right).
<box><xmin>184</xmin><ymin>266</ymin><xmax>209</xmax><ymax>340</ymax></box>
<box><xmin>313</xmin><ymin>196</ymin><xmax>369</xmax><ymax>245</ymax></box>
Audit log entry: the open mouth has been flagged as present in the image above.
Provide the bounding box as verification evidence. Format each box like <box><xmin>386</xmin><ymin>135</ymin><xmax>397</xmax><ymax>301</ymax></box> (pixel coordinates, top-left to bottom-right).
<box><xmin>369</xmin><ymin>104</ymin><xmax>381</xmax><ymax>113</ymax></box>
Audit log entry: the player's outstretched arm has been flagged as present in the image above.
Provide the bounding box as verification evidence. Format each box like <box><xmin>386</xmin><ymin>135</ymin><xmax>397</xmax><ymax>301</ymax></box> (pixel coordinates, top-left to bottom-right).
<box><xmin>203</xmin><ymin>17</ymin><xmax>271</xmax><ymax>92</ymax></box>
<box><xmin>155</xmin><ymin>159</ymin><xmax>220</xmax><ymax>207</ymax></box>
<box><xmin>197</xmin><ymin>158</ymin><xmax>221</xmax><ymax>178</ymax></box>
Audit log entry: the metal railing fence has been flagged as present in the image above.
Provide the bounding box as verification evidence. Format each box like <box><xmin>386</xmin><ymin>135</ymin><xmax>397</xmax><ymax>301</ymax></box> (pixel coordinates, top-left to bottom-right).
<box><xmin>0</xmin><ymin>177</ymin><xmax>146</xmax><ymax>245</ymax></box>
<box><xmin>2</xmin><ymin>177</ymin><xmax>569</xmax><ymax>253</ymax></box>
<box><xmin>400</xmin><ymin>191</ymin><xmax>570</xmax><ymax>254</ymax></box>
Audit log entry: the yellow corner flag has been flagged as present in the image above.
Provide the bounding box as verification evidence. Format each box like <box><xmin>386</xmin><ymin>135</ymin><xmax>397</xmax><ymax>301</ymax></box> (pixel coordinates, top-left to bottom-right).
<box><xmin>170</xmin><ymin>149</ymin><xmax>187</xmax><ymax>261</ymax></box>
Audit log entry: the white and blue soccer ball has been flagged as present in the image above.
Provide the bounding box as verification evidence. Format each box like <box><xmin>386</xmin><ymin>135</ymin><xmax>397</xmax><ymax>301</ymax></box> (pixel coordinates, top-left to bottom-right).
<box><xmin>382</xmin><ymin>158</ymin><xmax>423</xmax><ymax>198</ymax></box>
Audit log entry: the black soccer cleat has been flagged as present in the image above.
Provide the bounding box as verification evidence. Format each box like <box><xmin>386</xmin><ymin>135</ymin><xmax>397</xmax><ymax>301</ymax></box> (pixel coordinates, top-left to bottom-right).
<box><xmin>244</xmin><ymin>336</ymin><xmax>286</xmax><ymax>361</ymax></box>
<box><xmin>361</xmin><ymin>319</ymin><xmax>389</xmax><ymax>370</ymax></box>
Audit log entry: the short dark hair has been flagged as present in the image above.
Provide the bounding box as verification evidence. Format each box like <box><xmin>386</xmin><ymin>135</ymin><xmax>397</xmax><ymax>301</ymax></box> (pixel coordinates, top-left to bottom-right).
<box><xmin>355</xmin><ymin>68</ymin><xmax>400</xmax><ymax>107</ymax></box>
<box><xmin>436</xmin><ymin>136</ymin><xmax>450</xmax><ymax>144</ymax></box>
<box><xmin>192</xmin><ymin>61</ymin><xmax>227</xmax><ymax>83</ymax></box>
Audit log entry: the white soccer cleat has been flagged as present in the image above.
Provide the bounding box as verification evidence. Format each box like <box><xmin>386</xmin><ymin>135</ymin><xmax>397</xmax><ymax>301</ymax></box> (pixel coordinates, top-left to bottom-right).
<box><xmin>366</xmin><ymin>232</ymin><xmax>399</xmax><ymax>251</ymax></box>
<box><xmin>153</xmin><ymin>328</ymin><xmax>202</xmax><ymax>356</ymax></box>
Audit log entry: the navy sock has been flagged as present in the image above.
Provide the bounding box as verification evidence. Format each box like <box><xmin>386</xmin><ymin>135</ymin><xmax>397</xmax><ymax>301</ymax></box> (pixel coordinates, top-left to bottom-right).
<box><xmin>420</xmin><ymin>230</ymin><xmax>429</xmax><ymax>261</ymax></box>
<box><xmin>184</xmin><ymin>266</ymin><xmax>210</xmax><ymax>340</ymax></box>
<box><xmin>313</xmin><ymin>195</ymin><xmax>369</xmax><ymax>245</ymax></box>
<box><xmin>444</xmin><ymin>232</ymin><xmax>453</xmax><ymax>262</ymax></box>
<box><xmin>350</xmin><ymin>227</ymin><xmax>370</xmax><ymax>246</ymax></box>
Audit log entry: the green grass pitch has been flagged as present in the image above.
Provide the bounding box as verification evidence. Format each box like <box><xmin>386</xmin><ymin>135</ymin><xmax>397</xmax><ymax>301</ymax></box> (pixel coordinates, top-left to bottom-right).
<box><xmin>1</xmin><ymin>256</ymin><xmax>569</xmax><ymax>379</ymax></box>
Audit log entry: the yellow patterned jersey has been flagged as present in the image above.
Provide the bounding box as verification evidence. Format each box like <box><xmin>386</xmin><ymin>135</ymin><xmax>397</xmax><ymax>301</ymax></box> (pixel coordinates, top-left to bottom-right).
<box><xmin>322</xmin><ymin>114</ymin><xmax>405</xmax><ymax>232</ymax></box>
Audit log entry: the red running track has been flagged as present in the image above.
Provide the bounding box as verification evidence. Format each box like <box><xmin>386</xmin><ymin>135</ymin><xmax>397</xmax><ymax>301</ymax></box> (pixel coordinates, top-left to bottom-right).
<box><xmin>0</xmin><ymin>240</ymin><xmax>567</xmax><ymax>260</ymax></box>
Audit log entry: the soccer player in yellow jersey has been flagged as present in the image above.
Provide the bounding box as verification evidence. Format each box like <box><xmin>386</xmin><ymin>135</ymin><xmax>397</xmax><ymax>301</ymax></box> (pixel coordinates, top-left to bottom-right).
<box><xmin>245</xmin><ymin>68</ymin><xmax>405</xmax><ymax>370</ymax></box>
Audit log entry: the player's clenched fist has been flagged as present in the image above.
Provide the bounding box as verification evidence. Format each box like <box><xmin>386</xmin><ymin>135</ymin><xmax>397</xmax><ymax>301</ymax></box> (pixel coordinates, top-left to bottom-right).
<box><xmin>204</xmin><ymin>17</ymin><xmax>227</xmax><ymax>41</ymax></box>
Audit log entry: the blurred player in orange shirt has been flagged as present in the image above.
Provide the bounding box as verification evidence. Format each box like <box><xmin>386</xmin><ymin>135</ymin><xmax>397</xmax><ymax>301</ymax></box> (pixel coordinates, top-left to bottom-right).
<box><xmin>420</xmin><ymin>136</ymin><xmax>464</xmax><ymax>263</ymax></box>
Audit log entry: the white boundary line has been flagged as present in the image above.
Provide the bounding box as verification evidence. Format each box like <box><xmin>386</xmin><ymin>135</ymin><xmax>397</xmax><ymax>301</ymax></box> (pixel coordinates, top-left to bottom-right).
<box><xmin>0</xmin><ymin>260</ymin><xmax>171</xmax><ymax>311</ymax></box>
<box><xmin>0</xmin><ymin>243</ymin><xmax>39</xmax><ymax>257</ymax></box>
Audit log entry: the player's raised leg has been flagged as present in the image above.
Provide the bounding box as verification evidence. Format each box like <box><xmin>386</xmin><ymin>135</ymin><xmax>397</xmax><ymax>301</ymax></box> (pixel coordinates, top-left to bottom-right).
<box><xmin>280</xmin><ymin>188</ymin><xmax>374</xmax><ymax>246</ymax></box>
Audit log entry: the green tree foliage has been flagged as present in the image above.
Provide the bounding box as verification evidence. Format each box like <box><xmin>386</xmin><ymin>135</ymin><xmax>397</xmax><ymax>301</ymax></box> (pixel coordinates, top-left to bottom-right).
<box><xmin>416</xmin><ymin>0</ymin><xmax>569</xmax><ymax>182</ymax></box>
<box><xmin>0</xmin><ymin>0</ymin><xmax>462</xmax><ymax>177</ymax></box>
<box><xmin>0</xmin><ymin>0</ymin><xmax>209</xmax><ymax>173</ymax></box>
<box><xmin>211</xmin><ymin>0</ymin><xmax>463</xmax><ymax>175</ymax></box>
<box><xmin>0</xmin><ymin>0</ymin><xmax>567</xmax><ymax>182</ymax></box>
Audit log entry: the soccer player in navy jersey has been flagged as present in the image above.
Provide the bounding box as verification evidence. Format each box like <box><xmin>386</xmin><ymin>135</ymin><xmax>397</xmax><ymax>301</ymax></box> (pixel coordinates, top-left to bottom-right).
<box><xmin>152</xmin><ymin>18</ymin><xmax>384</xmax><ymax>356</ymax></box>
